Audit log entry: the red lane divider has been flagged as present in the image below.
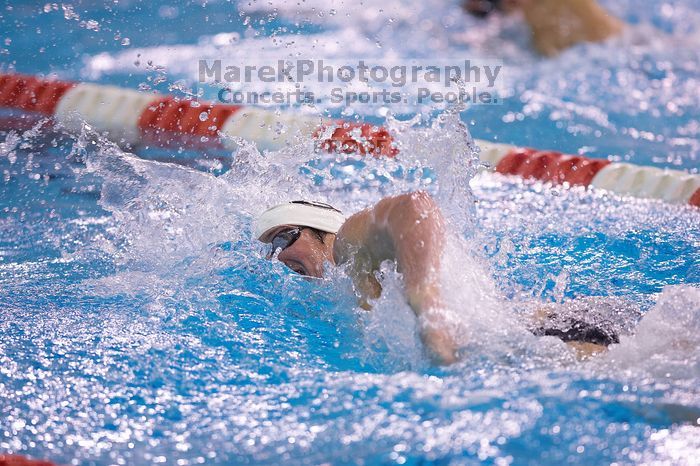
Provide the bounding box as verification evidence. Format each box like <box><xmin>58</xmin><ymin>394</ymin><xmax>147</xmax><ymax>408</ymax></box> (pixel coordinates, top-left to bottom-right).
<box><xmin>0</xmin><ymin>72</ymin><xmax>698</xmax><ymax>207</ymax></box>
<box><xmin>496</xmin><ymin>148</ymin><xmax>611</xmax><ymax>186</ymax></box>
<box><xmin>0</xmin><ymin>455</ymin><xmax>56</xmax><ymax>466</ymax></box>
<box><xmin>0</xmin><ymin>74</ymin><xmax>74</xmax><ymax>115</ymax></box>
<box><xmin>315</xmin><ymin>121</ymin><xmax>398</xmax><ymax>157</ymax></box>
<box><xmin>138</xmin><ymin>97</ymin><xmax>240</xmax><ymax>144</ymax></box>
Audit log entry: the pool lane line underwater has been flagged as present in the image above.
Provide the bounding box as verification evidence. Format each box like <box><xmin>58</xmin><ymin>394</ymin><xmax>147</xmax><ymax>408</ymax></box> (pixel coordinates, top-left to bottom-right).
<box><xmin>1</xmin><ymin>72</ymin><xmax>699</xmax><ymax>207</ymax></box>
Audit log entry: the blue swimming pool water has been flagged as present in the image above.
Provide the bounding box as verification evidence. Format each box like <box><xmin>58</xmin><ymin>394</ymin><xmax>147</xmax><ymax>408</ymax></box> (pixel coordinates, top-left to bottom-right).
<box><xmin>2</xmin><ymin>1</ymin><xmax>700</xmax><ymax>465</ymax></box>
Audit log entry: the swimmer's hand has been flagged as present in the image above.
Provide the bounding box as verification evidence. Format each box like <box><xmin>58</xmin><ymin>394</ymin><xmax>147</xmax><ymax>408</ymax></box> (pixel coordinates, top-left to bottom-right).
<box><xmin>333</xmin><ymin>191</ymin><xmax>458</xmax><ymax>365</ymax></box>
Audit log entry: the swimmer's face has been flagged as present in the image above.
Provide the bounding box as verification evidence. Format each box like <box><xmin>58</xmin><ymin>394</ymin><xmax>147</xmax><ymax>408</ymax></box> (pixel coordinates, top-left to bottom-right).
<box><xmin>264</xmin><ymin>226</ymin><xmax>335</xmax><ymax>278</ymax></box>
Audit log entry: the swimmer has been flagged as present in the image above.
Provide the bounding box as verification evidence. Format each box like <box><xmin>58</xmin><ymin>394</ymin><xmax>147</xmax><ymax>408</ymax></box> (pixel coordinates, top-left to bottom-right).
<box><xmin>255</xmin><ymin>192</ymin><xmax>640</xmax><ymax>365</ymax></box>
<box><xmin>464</xmin><ymin>0</ymin><xmax>624</xmax><ymax>56</ymax></box>
<box><xmin>256</xmin><ymin>192</ymin><xmax>458</xmax><ymax>364</ymax></box>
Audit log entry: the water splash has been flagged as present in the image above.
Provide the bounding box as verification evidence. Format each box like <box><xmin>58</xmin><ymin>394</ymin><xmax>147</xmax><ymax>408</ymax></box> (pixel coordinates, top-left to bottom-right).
<box><xmin>2</xmin><ymin>86</ymin><xmax>700</xmax><ymax>466</ymax></box>
<box><xmin>601</xmin><ymin>284</ymin><xmax>700</xmax><ymax>380</ymax></box>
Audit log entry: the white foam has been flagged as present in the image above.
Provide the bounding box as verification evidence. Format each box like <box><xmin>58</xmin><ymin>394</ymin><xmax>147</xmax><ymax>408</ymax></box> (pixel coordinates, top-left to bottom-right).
<box><xmin>603</xmin><ymin>285</ymin><xmax>700</xmax><ymax>379</ymax></box>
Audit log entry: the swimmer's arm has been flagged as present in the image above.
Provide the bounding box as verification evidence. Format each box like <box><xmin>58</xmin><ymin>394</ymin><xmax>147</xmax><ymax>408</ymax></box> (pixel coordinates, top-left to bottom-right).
<box><xmin>333</xmin><ymin>191</ymin><xmax>458</xmax><ymax>365</ymax></box>
<box><xmin>522</xmin><ymin>0</ymin><xmax>623</xmax><ymax>56</ymax></box>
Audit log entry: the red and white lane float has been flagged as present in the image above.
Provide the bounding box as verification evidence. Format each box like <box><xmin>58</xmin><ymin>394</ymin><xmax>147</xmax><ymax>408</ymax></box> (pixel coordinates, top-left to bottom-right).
<box><xmin>1</xmin><ymin>72</ymin><xmax>698</xmax><ymax>207</ymax></box>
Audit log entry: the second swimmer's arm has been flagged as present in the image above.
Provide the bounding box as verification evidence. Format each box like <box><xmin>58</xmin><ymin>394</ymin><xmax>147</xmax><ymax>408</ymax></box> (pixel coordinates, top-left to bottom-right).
<box><xmin>333</xmin><ymin>191</ymin><xmax>458</xmax><ymax>365</ymax></box>
<box><xmin>522</xmin><ymin>0</ymin><xmax>623</xmax><ymax>56</ymax></box>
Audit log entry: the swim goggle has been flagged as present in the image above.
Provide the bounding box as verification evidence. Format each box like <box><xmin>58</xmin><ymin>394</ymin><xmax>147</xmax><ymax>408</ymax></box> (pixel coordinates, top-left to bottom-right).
<box><xmin>268</xmin><ymin>227</ymin><xmax>303</xmax><ymax>257</ymax></box>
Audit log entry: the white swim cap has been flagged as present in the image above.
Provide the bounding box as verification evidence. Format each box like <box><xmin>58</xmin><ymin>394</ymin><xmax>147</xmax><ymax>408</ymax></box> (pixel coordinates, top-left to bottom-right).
<box><xmin>255</xmin><ymin>201</ymin><xmax>346</xmax><ymax>242</ymax></box>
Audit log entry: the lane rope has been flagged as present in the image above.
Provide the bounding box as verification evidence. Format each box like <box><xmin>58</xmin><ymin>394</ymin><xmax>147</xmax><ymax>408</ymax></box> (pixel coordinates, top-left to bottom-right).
<box><xmin>1</xmin><ymin>72</ymin><xmax>698</xmax><ymax>207</ymax></box>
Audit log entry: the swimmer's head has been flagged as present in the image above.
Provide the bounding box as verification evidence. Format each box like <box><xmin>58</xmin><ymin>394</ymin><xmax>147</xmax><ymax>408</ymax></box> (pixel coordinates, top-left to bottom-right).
<box><xmin>464</xmin><ymin>0</ymin><xmax>524</xmax><ymax>18</ymax></box>
<box><xmin>255</xmin><ymin>201</ymin><xmax>345</xmax><ymax>277</ymax></box>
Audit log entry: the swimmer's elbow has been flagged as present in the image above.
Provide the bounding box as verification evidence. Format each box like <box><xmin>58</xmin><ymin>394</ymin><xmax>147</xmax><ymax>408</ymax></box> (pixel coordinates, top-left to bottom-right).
<box><xmin>385</xmin><ymin>191</ymin><xmax>442</xmax><ymax>225</ymax></box>
<box><xmin>400</xmin><ymin>190</ymin><xmax>437</xmax><ymax>208</ymax></box>
<box><xmin>421</xmin><ymin>324</ymin><xmax>459</xmax><ymax>366</ymax></box>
